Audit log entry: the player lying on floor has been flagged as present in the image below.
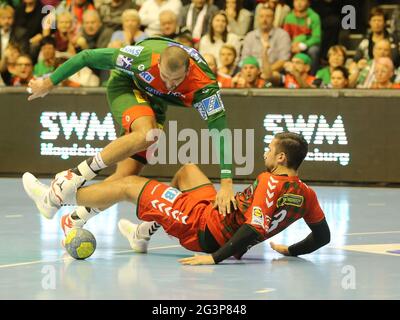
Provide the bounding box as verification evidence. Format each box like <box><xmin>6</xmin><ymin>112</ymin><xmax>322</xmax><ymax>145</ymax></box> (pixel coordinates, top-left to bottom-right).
<box><xmin>23</xmin><ymin>132</ymin><xmax>330</xmax><ymax>265</ymax></box>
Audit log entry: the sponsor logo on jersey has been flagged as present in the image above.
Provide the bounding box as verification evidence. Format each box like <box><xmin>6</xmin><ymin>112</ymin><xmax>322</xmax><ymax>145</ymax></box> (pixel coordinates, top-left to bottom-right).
<box><xmin>200</xmin><ymin>91</ymin><xmax>225</xmax><ymax>116</ymax></box>
<box><xmin>116</xmin><ymin>54</ymin><xmax>133</xmax><ymax>70</ymax></box>
<box><xmin>145</xmin><ymin>86</ymin><xmax>163</xmax><ymax>96</ymax></box>
<box><xmin>121</xmin><ymin>45</ymin><xmax>144</xmax><ymax>57</ymax></box>
<box><xmin>138</xmin><ymin>71</ymin><xmax>155</xmax><ymax>83</ymax></box>
<box><xmin>251</xmin><ymin>206</ymin><xmax>264</xmax><ymax>227</ymax></box>
<box><xmin>161</xmin><ymin>187</ymin><xmax>182</xmax><ymax>203</ymax></box>
<box><xmin>167</xmin><ymin>91</ymin><xmax>186</xmax><ymax>99</ymax></box>
<box><xmin>138</xmin><ymin>64</ymin><xmax>145</xmax><ymax>71</ymax></box>
<box><xmin>276</xmin><ymin>194</ymin><xmax>304</xmax><ymax>208</ymax></box>
<box><xmin>194</xmin><ymin>102</ymin><xmax>208</xmax><ymax>120</ymax></box>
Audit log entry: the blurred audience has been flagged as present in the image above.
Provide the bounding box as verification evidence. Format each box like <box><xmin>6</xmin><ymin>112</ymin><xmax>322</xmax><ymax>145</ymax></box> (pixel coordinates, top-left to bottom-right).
<box><xmin>179</xmin><ymin>0</ymin><xmax>218</xmax><ymax>42</ymax></box>
<box><xmin>218</xmin><ymin>44</ymin><xmax>240</xmax><ymax>77</ymax></box>
<box><xmin>224</xmin><ymin>0</ymin><xmax>252</xmax><ymax>38</ymax></box>
<box><xmin>283</xmin><ymin>0</ymin><xmax>321</xmax><ymax>74</ymax></box>
<box><xmin>232</xmin><ymin>55</ymin><xmax>268</xmax><ymax>88</ymax></box>
<box><xmin>241</xmin><ymin>6</ymin><xmax>291</xmax><ymax>72</ymax></box>
<box><xmin>0</xmin><ymin>5</ymin><xmax>18</xmax><ymax>60</ymax></box>
<box><xmin>108</xmin><ymin>9</ymin><xmax>147</xmax><ymax>48</ymax></box>
<box><xmin>76</xmin><ymin>10</ymin><xmax>110</xmax><ymax>50</ymax></box>
<box><xmin>33</xmin><ymin>36</ymin><xmax>57</xmax><ymax>77</ymax></box>
<box><xmin>0</xmin><ymin>42</ymin><xmax>20</xmax><ymax>85</ymax></box>
<box><xmin>12</xmin><ymin>54</ymin><xmax>33</xmax><ymax>86</ymax></box>
<box><xmin>203</xmin><ymin>52</ymin><xmax>233</xmax><ymax>88</ymax></box>
<box><xmin>315</xmin><ymin>45</ymin><xmax>346</xmax><ymax>87</ymax></box>
<box><xmin>254</xmin><ymin>0</ymin><xmax>290</xmax><ymax>29</ymax></box>
<box><xmin>199</xmin><ymin>11</ymin><xmax>241</xmax><ymax>67</ymax></box>
<box><xmin>330</xmin><ymin>66</ymin><xmax>349</xmax><ymax>89</ymax></box>
<box><xmin>139</xmin><ymin>0</ymin><xmax>182</xmax><ymax>36</ymax></box>
<box><xmin>354</xmin><ymin>7</ymin><xmax>399</xmax><ymax>68</ymax></box>
<box><xmin>370</xmin><ymin>57</ymin><xmax>400</xmax><ymax>89</ymax></box>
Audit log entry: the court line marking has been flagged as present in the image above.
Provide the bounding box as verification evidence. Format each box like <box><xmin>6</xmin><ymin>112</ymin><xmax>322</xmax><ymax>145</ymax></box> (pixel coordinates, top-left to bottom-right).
<box><xmin>4</xmin><ymin>215</ymin><xmax>23</xmax><ymax>218</ymax></box>
<box><xmin>0</xmin><ymin>244</ymin><xmax>181</xmax><ymax>270</ymax></box>
<box><xmin>255</xmin><ymin>288</ymin><xmax>276</xmax><ymax>294</ymax></box>
<box><xmin>343</xmin><ymin>230</ymin><xmax>400</xmax><ymax>236</ymax></box>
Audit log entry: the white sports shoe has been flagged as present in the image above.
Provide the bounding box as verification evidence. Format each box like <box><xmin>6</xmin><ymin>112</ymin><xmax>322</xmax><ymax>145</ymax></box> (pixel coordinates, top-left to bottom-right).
<box><xmin>118</xmin><ymin>219</ymin><xmax>149</xmax><ymax>253</ymax></box>
<box><xmin>22</xmin><ymin>172</ymin><xmax>60</xmax><ymax>219</ymax></box>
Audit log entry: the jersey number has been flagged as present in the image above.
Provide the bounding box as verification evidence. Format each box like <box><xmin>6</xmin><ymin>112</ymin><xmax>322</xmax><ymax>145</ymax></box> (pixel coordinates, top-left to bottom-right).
<box><xmin>268</xmin><ymin>210</ymin><xmax>287</xmax><ymax>232</ymax></box>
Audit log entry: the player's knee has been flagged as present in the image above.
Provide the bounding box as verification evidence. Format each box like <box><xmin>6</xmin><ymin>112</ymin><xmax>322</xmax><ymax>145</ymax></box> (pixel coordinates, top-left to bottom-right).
<box><xmin>120</xmin><ymin>176</ymin><xmax>142</xmax><ymax>201</ymax></box>
<box><xmin>130</xmin><ymin>125</ymin><xmax>159</xmax><ymax>150</ymax></box>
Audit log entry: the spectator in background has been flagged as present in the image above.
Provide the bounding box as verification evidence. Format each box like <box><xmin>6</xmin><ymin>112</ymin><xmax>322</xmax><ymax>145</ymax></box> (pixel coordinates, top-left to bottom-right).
<box><xmin>33</xmin><ymin>36</ymin><xmax>57</xmax><ymax>78</ymax></box>
<box><xmin>43</xmin><ymin>11</ymin><xmax>77</xmax><ymax>59</ymax></box>
<box><xmin>179</xmin><ymin>0</ymin><xmax>218</xmax><ymax>42</ymax></box>
<box><xmin>108</xmin><ymin>9</ymin><xmax>147</xmax><ymax>48</ymax></box>
<box><xmin>12</xmin><ymin>54</ymin><xmax>33</xmax><ymax>86</ymax></box>
<box><xmin>159</xmin><ymin>10</ymin><xmax>192</xmax><ymax>41</ymax></box>
<box><xmin>14</xmin><ymin>0</ymin><xmax>44</xmax><ymax>60</ymax></box>
<box><xmin>330</xmin><ymin>66</ymin><xmax>349</xmax><ymax>89</ymax></box>
<box><xmin>370</xmin><ymin>57</ymin><xmax>400</xmax><ymax>89</ymax></box>
<box><xmin>0</xmin><ymin>42</ymin><xmax>20</xmax><ymax>85</ymax></box>
<box><xmin>264</xmin><ymin>52</ymin><xmax>317</xmax><ymax>88</ymax></box>
<box><xmin>311</xmin><ymin>0</ymin><xmax>342</xmax><ymax>63</ymax></box>
<box><xmin>254</xmin><ymin>0</ymin><xmax>290</xmax><ymax>29</ymax></box>
<box><xmin>139</xmin><ymin>0</ymin><xmax>182</xmax><ymax>36</ymax></box>
<box><xmin>224</xmin><ymin>0</ymin><xmax>252</xmax><ymax>38</ymax></box>
<box><xmin>203</xmin><ymin>53</ymin><xmax>233</xmax><ymax>88</ymax></box>
<box><xmin>232</xmin><ymin>55</ymin><xmax>269</xmax><ymax>88</ymax></box>
<box><xmin>76</xmin><ymin>10</ymin><xmax>111</xmax><ymax>50</ymax></box>
<box><xmin>218</xmin><ymin>44</ymin><xmax>240</xmax><ymax>77</ymax></box>
<box><xmin>0</xmin><ymin>5</ymin><xmax>18</xmax><ymax>60</ymax></box>
<box><xmin>199</xmin><ymin>11</ymin><xmax>241</xmax><ymax>67</ymax></box>
<box><xmin>351</xmin><ymin>39</ymin><xmax>392</xmax><ymax>88</ymax></box>
<box><xmin>283</xmin><ymin>0</ymin><xmax>321</xmax><ymax>74</ymax></box>
<box><xmin>98</xmin><ymin>0</ymin><xmax>134</xmax><ymax>40</ymax></box>
<box><xmin>354</xmin><ymin>7</ymin><xmax>399</xmax><ymax>68</ymax></box>
<box><xmin>315</xmin><ymin>45</ymin><xmax>346</xmax><ymax>87</ymax></box>
<box><xmin>174</xmin><ymin>32</ymin><xmax>194</xmax><ymax>47</ymax></box>
<box><xmin>57</xmin><ymin>0</ymin><xmax>95</xmax><ymax>33</ymax></box>
<box><xmin>242</xmin><ymin>6</ymin><xmax>291</xmax><ymax>72</ymax></box>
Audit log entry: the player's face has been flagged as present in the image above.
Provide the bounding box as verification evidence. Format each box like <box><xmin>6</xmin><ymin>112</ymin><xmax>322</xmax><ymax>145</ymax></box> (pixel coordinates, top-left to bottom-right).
<box><xmin>264</xmin><ymin>139</ymin><xmax>280</xmax><ymax>172</ymax></box>
<box><xmin>159</xmin><ymin>61</ymin><xmax>188</xmax><ymax>91</ymax></box>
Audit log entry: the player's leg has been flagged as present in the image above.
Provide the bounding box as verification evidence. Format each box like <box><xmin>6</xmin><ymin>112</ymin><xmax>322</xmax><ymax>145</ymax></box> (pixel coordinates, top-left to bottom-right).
<box><xmin>170</xmin><ymin>163</ymin><xmax>213</xmax><ymax>191</ymax></box>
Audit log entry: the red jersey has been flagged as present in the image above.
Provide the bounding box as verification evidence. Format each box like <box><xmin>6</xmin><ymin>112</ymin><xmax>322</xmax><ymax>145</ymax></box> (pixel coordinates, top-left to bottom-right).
<box><xmin>205</xmin><ymin>172</ymin><xmax>325</xmax><ymax>246</ymax></box>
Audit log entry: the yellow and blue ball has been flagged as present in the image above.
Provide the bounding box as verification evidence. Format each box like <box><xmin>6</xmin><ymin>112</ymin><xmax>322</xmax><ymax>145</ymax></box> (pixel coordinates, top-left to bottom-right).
<box><xmin>65</xmin><ymin>229</ymin><xmax>96</xmax><ymax>260</ymax></box>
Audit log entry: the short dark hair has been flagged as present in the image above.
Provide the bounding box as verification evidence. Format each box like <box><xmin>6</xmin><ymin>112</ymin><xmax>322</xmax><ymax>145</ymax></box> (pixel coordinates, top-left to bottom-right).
<box><xmin>274</xmin><ymin>132</ymin><xmax>308</xmax><ymax>170</ymax></box>
<box><xmin>41</xmin><ymin>36</ymin><xmax>56</xmax><ymax>48</ymax></box>
<box><xmin>332</xmin><ymin>66</ymin><xmax>349</xmax><ymax>80</ymax></box>
<box><xmin>369</xmin><ymin>7</ymin><xmax>386</xmax><ymax>21</ymax></box>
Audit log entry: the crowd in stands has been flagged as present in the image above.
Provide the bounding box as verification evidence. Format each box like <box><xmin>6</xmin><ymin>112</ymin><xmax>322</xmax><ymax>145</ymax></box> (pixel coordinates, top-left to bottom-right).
<box><xmin>0</xmin><ymin>0</ymin><xmax>399</xmax><ymax>89</ymax></box>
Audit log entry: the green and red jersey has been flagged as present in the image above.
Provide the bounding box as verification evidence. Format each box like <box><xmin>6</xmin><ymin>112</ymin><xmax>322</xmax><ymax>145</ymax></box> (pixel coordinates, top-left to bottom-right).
<box><xmin>49</xmin><ymin>37</ymin><xmax>232</xmax><ymax>179</ymax></box>
<box><xmin>205</xmin><ymin>171</ymin><xmax>325</xmax><ymax>245</ymax></box>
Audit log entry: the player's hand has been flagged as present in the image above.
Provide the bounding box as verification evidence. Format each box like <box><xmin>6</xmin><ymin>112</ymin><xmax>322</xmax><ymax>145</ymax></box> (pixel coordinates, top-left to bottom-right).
<box><xmin>27</xmin><ymin>78</ymin><xmax>54</xmax><ymax>101</ymax></box>
<box><xmin>214</xmin><ymin>178</ymin><xmax>237</xmax><ymax>217</ymax></box>
<box><xmin>179</xmin><ymin>254</ymin><xmax>215</xmax><ymax>266</ymax></box>
<box><xmin>270</xmin><ymin>242</ymin><xmax>290</xmax><ymax>256</ymax></box>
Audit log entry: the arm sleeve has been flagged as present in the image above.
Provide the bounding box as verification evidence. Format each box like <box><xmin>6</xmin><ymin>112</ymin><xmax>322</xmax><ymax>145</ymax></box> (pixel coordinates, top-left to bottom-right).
<box><xmin>49</xmin><ymin>48</ymin><xmax>119</xmax><ymax>85</ymax></box>
<box><xmin>288</xmin><ymin>218</ymin><xmax>330</xmax><ymax>256</ymax></box>
<box><xmin>207</xmin><ymin>111</ymin><xmax>233</xmax><ymax>179</ymax></box>
<box><xmin>212</xmin><ymin>224</ymin><xmax>261</xmax><ymax>264</ymax></box>
<box><xmin>304</xmin><ymin>13</ymin><xmax>321</xmax><ymax>47</ymax></box>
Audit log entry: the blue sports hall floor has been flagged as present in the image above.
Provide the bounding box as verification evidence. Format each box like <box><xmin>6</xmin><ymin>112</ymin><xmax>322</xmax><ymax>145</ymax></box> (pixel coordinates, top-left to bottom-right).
<box><xmin>0</xmin><ymin>177</ymin><xmax>399</xmax><ymax>300</ymax></box>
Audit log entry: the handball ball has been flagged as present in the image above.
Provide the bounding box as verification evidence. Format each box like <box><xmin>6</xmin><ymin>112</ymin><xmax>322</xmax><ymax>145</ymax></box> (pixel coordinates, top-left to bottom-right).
<box><xmin>65</xmin><ymin>228</ymin><xmax>96</xmax><ymax>260</ymax></box>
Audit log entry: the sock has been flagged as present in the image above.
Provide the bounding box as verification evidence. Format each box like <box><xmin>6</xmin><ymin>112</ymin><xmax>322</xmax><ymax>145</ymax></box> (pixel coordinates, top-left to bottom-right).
<box><xmin>74</xmin><ymin>153</ymin><xmax>107</xmax><ymax>181</ymax></box>
<box><xmin>137</xmin><ymin>222</ymin><xmax>161</xmax><ymax>240</ymax></box>
<box><xmin>71</xmin><ymin>207</ymin><xmax>100</xmax><ymax>223</ymax></box>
